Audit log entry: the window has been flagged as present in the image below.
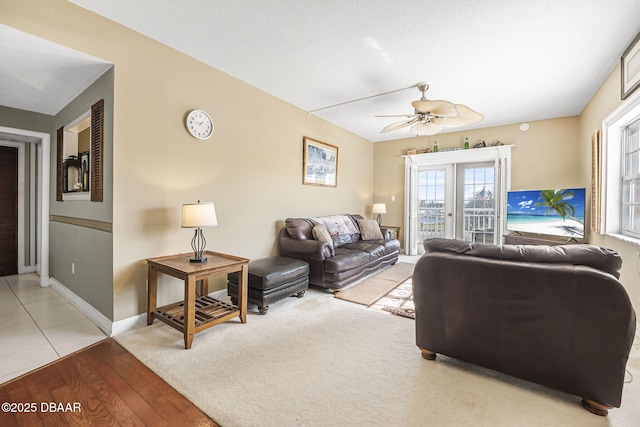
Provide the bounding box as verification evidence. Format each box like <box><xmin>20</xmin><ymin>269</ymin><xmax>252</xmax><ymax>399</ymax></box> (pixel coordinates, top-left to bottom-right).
<box><xmin>601</xmin><ymin>90</ymin><xmax>640</xmax><ymax>241</ymax></box>
<box><xmin>621</xmin><ymin>119</ymin><xmax>640</xmax><ymax>238</ymax></box>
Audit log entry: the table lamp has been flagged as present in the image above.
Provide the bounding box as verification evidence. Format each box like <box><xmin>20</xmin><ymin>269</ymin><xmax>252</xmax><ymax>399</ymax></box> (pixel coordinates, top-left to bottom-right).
<box><xmin>181</xmin><ymin>201</ymin><xmax>218</xmax><ymax>262</ymax></box>
<box><xmin>372</xmin><ymin>203</ymin><xmax>387</xmax><ymax>225</ymax></box>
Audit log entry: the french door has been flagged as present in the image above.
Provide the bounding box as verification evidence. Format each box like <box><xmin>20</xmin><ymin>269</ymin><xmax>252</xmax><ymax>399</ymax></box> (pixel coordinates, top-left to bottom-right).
<box><xmin>404</xmin><ymin>146</ymin><xmax>511</xmax><ymax>255</ymax></box>
<box><xmin>415</xmin><ymin>165</ymin><xmax>454</xmax><ymax>242</ymax></box>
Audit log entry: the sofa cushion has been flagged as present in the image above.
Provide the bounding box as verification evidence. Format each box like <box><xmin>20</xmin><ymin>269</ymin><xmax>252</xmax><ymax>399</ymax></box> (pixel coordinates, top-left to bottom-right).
<box><xmin>424</xmin><ymin>238</ymin><xmax>622</xmax><ymax>278</ymax></box>
<box><xmin>357</xmin><ymin>219</ymin><xmax>383</xmax><ymax>240</ymax></box>
<box><xmin>369</xmin><ymin>238</ymin><xmax>401</xmax><ymax>254</ymax></box>
<box><xmin>325</xmin><ymin>248</ymin><xmax>370</xmax><ymax>273</ymax></box>
<box><xmin>340</xmin><ymin>241</ymin><xmax>386</xmax><ymax>258</ymax></box>
<box><xmin>312</xmin><ymin>223</ymin><xmax>333</xmax><ymax>246</ymax></box>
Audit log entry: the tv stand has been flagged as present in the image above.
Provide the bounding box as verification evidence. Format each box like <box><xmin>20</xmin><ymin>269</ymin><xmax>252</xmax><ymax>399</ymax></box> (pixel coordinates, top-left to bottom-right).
<box><xmin>504</xmin><ymin>233</ymin><xmax>579</xmax><ymax>246</ymax></box>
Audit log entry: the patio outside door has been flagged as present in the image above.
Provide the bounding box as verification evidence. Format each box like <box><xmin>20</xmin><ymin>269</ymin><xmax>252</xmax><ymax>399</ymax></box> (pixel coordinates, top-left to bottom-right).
<box><xmin>457</xmin><ymin>163</ymin><xmax>496</xmax><ymax>244</ymax></box>
<box><xmin>404</xmin><ymin>146</ymin><xmax>511</xmax><ymax>255</ymax></box>
<box><xmin>416</xmin><ymin>165</ymin><xmax>454</xmax><ymax>243</ymax></box>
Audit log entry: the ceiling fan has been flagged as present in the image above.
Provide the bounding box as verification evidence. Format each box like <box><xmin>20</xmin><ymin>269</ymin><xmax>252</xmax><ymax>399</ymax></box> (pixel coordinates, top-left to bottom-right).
<box><xmin>377</xmin><ymin>83</ymin><xmax>484</xmax><ymax>136</ymax></box>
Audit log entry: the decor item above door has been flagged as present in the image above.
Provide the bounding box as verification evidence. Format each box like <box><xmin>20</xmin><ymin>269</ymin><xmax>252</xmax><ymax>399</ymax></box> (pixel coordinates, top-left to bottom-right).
<box><xmin>185</xmin><ymin>109</ymin><xmax>214</xmax><ymax>139</ymax></box>
<box><xmin>377</xmin><ymin>83</ymin><xmax>483</xmax><ymax>136</ymax></box>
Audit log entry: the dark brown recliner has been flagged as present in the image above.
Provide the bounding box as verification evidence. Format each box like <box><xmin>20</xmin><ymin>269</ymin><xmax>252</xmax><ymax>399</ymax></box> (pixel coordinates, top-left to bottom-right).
<box><xmin>413</xmin><ymin>238</ymin><xmax>636</xmax><ymax>415</ymax></box>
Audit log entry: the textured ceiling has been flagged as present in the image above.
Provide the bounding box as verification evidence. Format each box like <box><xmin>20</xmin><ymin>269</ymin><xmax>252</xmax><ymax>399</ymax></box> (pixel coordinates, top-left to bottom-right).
<box><xmin>0</xmin><ymin>24</ymin><xmax>112</xmax><ymax>116</ymax></box>
<box><xmin>4</xmin><ymin>1</ymin><xmax>640</xmax><ymax>142</ymax></box>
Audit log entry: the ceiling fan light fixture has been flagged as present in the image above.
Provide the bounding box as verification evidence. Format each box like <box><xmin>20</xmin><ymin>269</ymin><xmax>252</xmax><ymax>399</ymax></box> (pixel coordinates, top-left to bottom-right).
<box><xmin>410</xmin><ymin>121</ymin><xmax>443</xmax><ymax>136</ymax></box>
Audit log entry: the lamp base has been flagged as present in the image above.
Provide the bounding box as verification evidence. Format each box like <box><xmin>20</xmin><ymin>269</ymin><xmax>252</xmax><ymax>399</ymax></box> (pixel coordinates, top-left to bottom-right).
<box><xmin>189</xmin><ymin>257</ymin><xmax>208</xmax><ymax>263</ymax></box>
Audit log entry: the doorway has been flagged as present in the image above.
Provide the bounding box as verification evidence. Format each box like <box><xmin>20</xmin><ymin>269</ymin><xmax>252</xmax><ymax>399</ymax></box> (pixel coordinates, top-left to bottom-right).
<box><xmin>0</xmin><ymin>127</ymin><xmax>50</xmax><ymax>287</ymax></box>
<box><xmin>0</xmin><ymin>146</ymin><xmax>18</xmax><ymax>275</ymax></box>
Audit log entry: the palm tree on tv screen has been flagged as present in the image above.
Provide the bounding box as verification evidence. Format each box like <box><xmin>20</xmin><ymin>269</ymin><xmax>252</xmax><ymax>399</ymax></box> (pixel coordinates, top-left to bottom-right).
<box><xmin>534</xmin><ymin>189</ymin><xmax>583</xmax><ymax>224</ymax></box>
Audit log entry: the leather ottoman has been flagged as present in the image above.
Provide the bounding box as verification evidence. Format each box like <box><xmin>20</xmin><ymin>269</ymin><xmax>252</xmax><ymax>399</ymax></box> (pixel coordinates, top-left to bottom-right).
<box><xmin>227</xmin><ymin>257</ymin><xmax>309</xmax><ymax>314</ymax></box>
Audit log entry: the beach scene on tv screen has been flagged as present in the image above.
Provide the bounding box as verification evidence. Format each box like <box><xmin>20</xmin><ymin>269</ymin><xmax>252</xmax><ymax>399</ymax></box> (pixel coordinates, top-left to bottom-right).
<box><xmin>506</xmin><ymin>188</ymin><xmax>585</xmax><ymax>238</ymax></box>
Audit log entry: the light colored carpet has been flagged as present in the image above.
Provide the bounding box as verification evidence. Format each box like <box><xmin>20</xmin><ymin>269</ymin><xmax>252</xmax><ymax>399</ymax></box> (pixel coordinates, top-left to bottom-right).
<box><xmin>116</xmin><ymin>289</ymin><xmax>640</xmax><ymax>427</ymax></box>
<box><xmin>335</xmin><ymin>262</ymin><xmax>415</xmax><ymax>306</ymax></box>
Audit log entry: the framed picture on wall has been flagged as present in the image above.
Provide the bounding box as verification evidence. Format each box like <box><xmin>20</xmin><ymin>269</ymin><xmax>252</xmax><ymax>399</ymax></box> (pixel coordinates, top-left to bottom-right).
<box><xmin>622</xmin><ymin>32</ymin><xmax>640</xmax><ymax>100</ymax></box>
<box><xmin>302</xmin><ymin>137</ymin><xmax>338</xmax><ymax>187</ymax></box>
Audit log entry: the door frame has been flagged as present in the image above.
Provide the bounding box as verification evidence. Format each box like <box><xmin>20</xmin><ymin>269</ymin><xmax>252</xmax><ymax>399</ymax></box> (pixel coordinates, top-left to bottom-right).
<box><xmin>404</xmin><ymin>145</ymin><xmax>512</xmax><ymax>255</ymax></box>
<box><xmin>0</xmin><ymin>126</ymin><xmax>50</xmax><ymax>287</ymax></box>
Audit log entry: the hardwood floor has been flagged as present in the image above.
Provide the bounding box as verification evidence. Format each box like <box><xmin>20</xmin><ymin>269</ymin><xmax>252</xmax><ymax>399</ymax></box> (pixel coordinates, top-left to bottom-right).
<box><xmin>0</xmin><ymin>338</ymin><xmax>218</xmax><ymax>426</ymax></box>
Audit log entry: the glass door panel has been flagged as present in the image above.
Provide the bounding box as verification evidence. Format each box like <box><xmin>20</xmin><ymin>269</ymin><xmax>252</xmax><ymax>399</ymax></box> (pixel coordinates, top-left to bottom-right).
<box><xmin>458</xmin><ymin>163</ymin><xmax>496</xmax><ymax>243</ymax></box>
<box><xmin>417</xmin><ymin>166</ymin><xmax>454</xmax><ymax>244</ymax></box>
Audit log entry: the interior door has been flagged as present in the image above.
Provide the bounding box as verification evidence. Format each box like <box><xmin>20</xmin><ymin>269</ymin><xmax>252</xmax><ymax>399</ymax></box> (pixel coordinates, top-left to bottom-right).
<box><xmin>0</xmin><ymin>146</ymin><xmax>18</xmax><ymax>276</ymax></box>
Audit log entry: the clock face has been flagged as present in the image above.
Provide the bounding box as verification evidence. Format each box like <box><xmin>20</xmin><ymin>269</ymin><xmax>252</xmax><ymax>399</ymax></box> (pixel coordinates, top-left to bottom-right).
<box><xmin>186</xmin><ymin>110</ymin><xmax>214</xmax><ymax>139</ymax></box>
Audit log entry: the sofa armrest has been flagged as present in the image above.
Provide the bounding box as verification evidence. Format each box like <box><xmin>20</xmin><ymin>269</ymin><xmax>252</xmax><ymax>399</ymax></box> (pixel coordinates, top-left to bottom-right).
<box><xmin>379</xmin><ymin>227</ymin><xmax>392</xmax><ymax>240</ymax></box>
<box><xmin>278</xmin><ymin>228</ymin><xmax>333</xmax><ymax>261</ymax></box>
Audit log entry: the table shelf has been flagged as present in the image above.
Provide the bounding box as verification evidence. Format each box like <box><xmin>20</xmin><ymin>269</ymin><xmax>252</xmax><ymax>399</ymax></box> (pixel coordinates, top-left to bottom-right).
<box><xmin>152</xmin><ymin>296</ymin><xmax>240</xmax><ymax>333</ymax></box>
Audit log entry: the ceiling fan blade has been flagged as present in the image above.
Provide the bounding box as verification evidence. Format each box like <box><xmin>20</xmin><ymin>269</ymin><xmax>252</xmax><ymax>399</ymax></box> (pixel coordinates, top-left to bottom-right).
<box><xmin>411</xmin><ymin>100</ymin><xmax>458</xmax><ymax>117</ymax></box>
<box><xmin>410</xmin><ymin>122</ymin><xmax>443</xmax><ymax>136</ymax></box>
<box><xmin>433</xmin><ymin>104</ymin><xmax>484</xmax><ymax>127</ymax></box>
<box><xmin>380</xmin><ymin>117</ymin><xmax>420</xmax><ymax>133</ymax></box>
<box><xmin>374</xmin><ymin>114</ymin><xmax>419</xmax><ymax>118</ymax></box>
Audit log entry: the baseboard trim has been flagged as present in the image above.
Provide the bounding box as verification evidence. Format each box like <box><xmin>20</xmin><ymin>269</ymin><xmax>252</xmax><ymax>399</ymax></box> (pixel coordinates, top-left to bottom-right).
<box><xmin>18</xmin><ymin>265</ymin><xmax>37</xmax><ymax>274</ymax></box>
<box><xmin>49</xmin><ymin>277</ymin><xmax>113</xmax><ymax>336</ymax></box>
<box><xmin>112</xmin><ymin>313</ymin><xmax>147</xmax><ymax>336</ymax></box>
<box><xmin>47</xmin><ymin>278</ymin><xmax>155</xmax><ymax>337</ymax></box>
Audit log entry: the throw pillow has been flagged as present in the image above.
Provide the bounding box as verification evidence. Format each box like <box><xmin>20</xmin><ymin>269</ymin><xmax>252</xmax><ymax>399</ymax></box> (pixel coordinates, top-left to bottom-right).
<box><xmin>312</xmin><ymin>223</ymin><xmax>333</xmax><ymax>247</ymax></box>
<box><xmin>358</xmin><ymin>219</ymin><xmax>383</xmax><ymax>240</ymax></box>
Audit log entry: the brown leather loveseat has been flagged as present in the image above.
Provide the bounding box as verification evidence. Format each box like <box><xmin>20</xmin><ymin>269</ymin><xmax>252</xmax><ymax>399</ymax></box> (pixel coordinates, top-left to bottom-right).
<box><xmin>413</xmin><ymin>238</ymin><xmax>636</xmax><ymax>415</ymax></box>
<box><xmin>279</xmin><ymin>214</ymin><xmax>400</xmax><ymax>291</ymax></box>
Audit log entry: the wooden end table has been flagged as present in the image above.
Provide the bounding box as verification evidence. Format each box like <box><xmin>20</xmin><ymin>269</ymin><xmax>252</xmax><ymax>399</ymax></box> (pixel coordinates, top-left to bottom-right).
<box><xmin>146</xmin><ymin>251</ymin><xmax>249</xmax><ymax>349</ymax></box>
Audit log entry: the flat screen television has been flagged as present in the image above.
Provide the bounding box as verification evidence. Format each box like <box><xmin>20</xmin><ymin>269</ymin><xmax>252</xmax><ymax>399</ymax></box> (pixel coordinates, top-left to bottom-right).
<box><xmin>506</xmin><ymin>188</ymin><xmax>586</xmax><ymax>239</ymax></box>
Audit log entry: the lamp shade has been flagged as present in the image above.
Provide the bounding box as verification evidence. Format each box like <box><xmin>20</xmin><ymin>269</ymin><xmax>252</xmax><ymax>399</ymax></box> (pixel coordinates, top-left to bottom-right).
<box><xmin>181</xmin><ymin>202</ymin><xmax>218</xmax><ymax>228</ymax></box>
<box><xmin>372</xmin><ymin>203</ymin><xmax>387</xmax><ymax>214</ymax></box>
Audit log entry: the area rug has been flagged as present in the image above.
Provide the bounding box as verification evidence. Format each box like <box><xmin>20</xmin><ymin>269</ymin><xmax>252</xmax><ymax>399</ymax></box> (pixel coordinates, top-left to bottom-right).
<box><xmin>369</xmin><ymin>277</ymin><xmax>415</xmax><ymax>319</ymax></box>
<box><xmin>334</xmin><ymin>262</ymin><xmax>414</xmax><ymax>306</ymax></box>
<box><xmin>115</xmin><ymin>289</ymin><xmax>640</xmax><ymax>427</ymax></box>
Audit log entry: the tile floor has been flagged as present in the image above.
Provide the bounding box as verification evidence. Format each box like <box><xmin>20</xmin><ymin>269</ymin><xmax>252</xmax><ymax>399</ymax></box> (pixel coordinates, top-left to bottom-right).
<box><xmin>0</xmin><ymin>273</ymin><xmax>107</xmax><ymax>384</ymax></box>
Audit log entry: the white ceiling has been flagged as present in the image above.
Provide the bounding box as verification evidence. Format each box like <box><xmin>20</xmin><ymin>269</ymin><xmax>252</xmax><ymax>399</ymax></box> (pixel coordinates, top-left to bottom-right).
<box><xmin>4</xmin><ymin>1</ymin><xmax>640</xmax><ymax>142</ymax></box>
<box><xmin>0</xmin><ymin>24</ymin><xmax>112</xmax><ymax>116</ymax></box>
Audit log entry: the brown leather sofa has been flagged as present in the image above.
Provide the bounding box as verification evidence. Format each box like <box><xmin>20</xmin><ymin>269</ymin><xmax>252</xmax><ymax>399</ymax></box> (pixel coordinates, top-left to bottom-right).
<box><xmin>279</xmin><ymin>214</ymin><xmax>400</xmax><ymax>291</ymax></box>
<box><xmin>413</xmin><ymin>238</ymin><xmax>636</xmax><ymax>415</ymax></box>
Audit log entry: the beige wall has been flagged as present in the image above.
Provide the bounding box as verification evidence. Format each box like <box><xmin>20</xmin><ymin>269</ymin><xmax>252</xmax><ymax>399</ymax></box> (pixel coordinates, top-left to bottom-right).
<box><xmin>579</xmin><ymin>64</ymin><xmax>640</xmax><ymax>313</ymax></box>
<box><xmin>4</xmin><ymin>0</ymin><xmax>638</xmax><ymax>322</ymax></box>
<box><xmin>373</xmin><ymin>116</ymin><xmax>582</xmax><ymax>246</ymax></box>
<box><xmin>3</xmin><ymin>0</ymin><xmax>373</xmax><ymax>321</ymax></box>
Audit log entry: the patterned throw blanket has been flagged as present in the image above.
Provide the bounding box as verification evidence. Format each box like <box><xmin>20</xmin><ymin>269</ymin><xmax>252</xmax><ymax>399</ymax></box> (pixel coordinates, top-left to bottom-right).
<box><xmin>309</xmin><ymin>214</ymin><xmax>359</xmax><ymax>237</ymax></box>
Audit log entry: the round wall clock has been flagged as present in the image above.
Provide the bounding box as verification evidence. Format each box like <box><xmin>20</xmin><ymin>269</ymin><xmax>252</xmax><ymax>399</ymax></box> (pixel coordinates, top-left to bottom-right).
<box><xmin>185</xmin><ymin>109</ymin><xmax>214</xmax><ymax>140</ymax></box>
